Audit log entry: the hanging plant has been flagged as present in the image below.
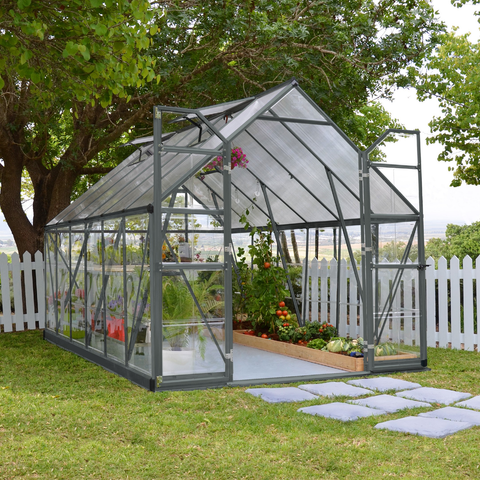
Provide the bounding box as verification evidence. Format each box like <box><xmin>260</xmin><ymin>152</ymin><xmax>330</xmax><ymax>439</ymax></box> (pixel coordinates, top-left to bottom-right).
<box><xmin>198</xmin><ymin>146</ymin><xmax>249</xmax><ymax>180</ymax></box>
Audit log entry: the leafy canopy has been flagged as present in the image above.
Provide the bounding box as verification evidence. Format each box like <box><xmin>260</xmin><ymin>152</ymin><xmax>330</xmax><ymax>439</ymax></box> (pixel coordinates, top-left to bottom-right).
<box><xmin>0</xmin><ymin>0</ymin><xmax>158</xmax><ymax>108</ymax></box>
<box><xmin>416</xmin><ymin>31</ymin><xmax>480</xmax><ymax>186</ymax></box>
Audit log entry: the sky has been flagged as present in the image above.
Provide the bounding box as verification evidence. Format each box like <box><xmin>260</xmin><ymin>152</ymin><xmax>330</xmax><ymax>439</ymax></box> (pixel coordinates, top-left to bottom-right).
<box><xmin>381</xmin><ymin>0</ymin><xmax>480</xmax><ymax>229</ymax></box>
<box><xmin>1</xmin><ymin>1</ymin><xmax>479</xmax><ymax>238</ymax></box>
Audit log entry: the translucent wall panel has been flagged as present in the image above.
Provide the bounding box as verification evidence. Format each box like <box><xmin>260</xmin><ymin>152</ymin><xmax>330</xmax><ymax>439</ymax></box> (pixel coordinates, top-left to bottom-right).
<box><xmin>86</xmin><ymin>223</ymin><xmax>104</xmax><ymax>354</ymax></box>
<box><xmin>45</xmin><ymin>232</ymin><xmax>56</xmax><ymax>331</ymax></box>
<box><xmin>57</xmin><ymin>230</ymin><xmax>70</xmax><ymax>339</ymax></box>
<box><xmin>69</xmin><ymin>227</ymin><xmax>86</xmax><ymax>345</ymax></box>
<box><xmin>162</xmin><ymin>213</ymin><xmax>225</xmax><ymax>264</ymax></box>
<box><xmin>271</xmin><ymin>88</ymin><xmax>329</xmax><ymax>122</ymax></box>
<box><xmin>162</xmin><ymin>270</ymin><xmax>225</xmax><ymax>376</ymax></box>
<box><xmin>375</xmin><ymin>222</ymin><xmax>419</xmax><ymax>263</ymax></box>
<box><xmin>373</xmin><ymin>267</ymin><xmax>420</xmax><ymax>358</ymax></box>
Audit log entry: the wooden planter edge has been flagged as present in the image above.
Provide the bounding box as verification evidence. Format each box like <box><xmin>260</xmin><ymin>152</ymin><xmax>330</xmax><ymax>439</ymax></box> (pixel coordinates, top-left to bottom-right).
<box><xmin>233</xmin><ymin>330</ymin><xmax>418</xmax><ymax>372</ymax></box>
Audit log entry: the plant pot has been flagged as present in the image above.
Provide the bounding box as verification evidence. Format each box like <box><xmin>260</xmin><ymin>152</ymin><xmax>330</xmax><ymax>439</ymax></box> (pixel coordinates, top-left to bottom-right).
<box><xmin>163</xmin><ymin>348</ymin><xmax>195</xmax><ymax>375</ymax></box>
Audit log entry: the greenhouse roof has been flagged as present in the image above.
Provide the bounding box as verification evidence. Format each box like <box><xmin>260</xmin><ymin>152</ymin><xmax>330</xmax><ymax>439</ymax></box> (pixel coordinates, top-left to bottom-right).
<box><xmin>48</xmin><ymin>79</ymin><xmax>416</xmax><ymax>230</ymax></box>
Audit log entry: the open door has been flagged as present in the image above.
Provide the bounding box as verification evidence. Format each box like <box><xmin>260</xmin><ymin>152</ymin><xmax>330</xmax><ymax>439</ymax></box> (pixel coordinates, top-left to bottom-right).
<box><xmin>362</xmin><ymin>130</ymin><xmax>427</xmax><ymax>372</ymax></box>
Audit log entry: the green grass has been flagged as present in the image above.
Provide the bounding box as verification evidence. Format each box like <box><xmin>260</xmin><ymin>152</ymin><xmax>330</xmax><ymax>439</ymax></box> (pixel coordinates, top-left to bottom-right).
<box><xmin>1</xmin><ymin>331</ymin><xmax>480</xmax><ymax>479</ymax></box>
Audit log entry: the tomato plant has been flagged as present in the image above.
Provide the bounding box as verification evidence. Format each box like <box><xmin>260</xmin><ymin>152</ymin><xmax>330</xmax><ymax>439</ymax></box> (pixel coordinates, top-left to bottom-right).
<box><xmin>235</xmin><ymin>213</ymin><xmax>288</xmax><ymax>333</ymax></box>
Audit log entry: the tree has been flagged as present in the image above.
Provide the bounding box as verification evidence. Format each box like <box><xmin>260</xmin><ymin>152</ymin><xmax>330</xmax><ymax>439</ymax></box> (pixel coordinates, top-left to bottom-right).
<box><xmin>0</xmin><ymin>0</ymin><xmax>444</xmax><ymax>254</ymax></box>
<box><xmin>425</xmin><ymin>222</ymin><xmax>480</xmax><ymax>266</ymax></box>
<box><xmin>416</xmin><ymin>31</ymin><xmax>480</xmax><ymax>186</ymax></box>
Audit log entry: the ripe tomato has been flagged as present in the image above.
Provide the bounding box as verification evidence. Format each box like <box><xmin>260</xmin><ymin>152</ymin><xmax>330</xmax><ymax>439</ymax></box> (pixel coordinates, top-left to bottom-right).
<box><xmin>282</xmin><ymin>310</ymin><xmax>288</xmax><ymax>317</ymax></box>
<box><xmin>278</xmin><ymin>301</ymin><xmax>286</xmax><ymax>308</ymax></box>
<box><xmin>283</xmin><ymin>322</ymin><xmax>289</xmax><ymax>327</ymax></box>
<box><xmin>264</xmin><ymin>262</ymin><xmax>271</xmax><ymax>269</ymax></box>
<box><xmin>276</xmin><ymin>310</ymin><xmax>282</xmax><ymax>317</ymax></box>
<box><xmin>261</xmin><ymin>333</ymin><xmax>268</xmax><ymax>339</ymax></box>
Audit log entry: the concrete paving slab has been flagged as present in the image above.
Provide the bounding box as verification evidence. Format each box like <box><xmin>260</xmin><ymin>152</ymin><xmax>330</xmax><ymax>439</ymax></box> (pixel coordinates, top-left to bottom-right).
<box><xmin>298</xmin><ymin>382</ymin><xmax>373</xmax><ymax>398</ymax></box>
<box><xmin>245</xmin><ymin>387</ymin><xmax>318</xmax><ymax>403</ymax></box>
<box><xmin>375</xmin><ymin>416</ymin><xmax>474</xmax><ymax>438</ymax></box>
<box><xmin>347</xmin><ymin>377</ymin><xmax>422</xmax><ymax>392</ymax></box>
<box><xmin>455</xmin><ymin>396</ymin><xmax>480</xmax><ymax>411</ymax></box>
<box><xmin>396</xmin><ymin>387</ymin><xmax>471</xmax><ymax>405</ymax></box>
<box><xmin>349</xmin><ymin>394</ymin><xmax>431</xmax><ymax>413</ymax></box>
<box><xmin>419</xmin><ymin>407</ymin><xmax>480</xmax><ymax>426</ymax></box>
<box><xmin>299</xmin><ymin>402</ymin><xmax>386</xmax><ymax>421</ymax></box>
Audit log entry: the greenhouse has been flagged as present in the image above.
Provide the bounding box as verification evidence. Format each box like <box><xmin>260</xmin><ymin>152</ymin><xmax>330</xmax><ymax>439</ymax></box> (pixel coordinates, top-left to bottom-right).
<box><xmin>44</xmin><ymin>79</ymin><xmax>428</xmax><ymax>391</ymax></box>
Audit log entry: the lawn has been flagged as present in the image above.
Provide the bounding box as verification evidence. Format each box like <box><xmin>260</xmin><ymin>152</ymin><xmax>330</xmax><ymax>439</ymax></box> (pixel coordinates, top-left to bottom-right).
<box><xmin>1</xmin><ymin>331</ymin><xmax>480</xmax><ymax>479</ymax></box>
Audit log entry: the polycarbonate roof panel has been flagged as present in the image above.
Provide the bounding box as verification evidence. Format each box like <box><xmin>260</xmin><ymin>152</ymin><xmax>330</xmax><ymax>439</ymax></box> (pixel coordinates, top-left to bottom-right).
<box><xmin>242</xmin><ymin>122</ymin><xmax>339</xmax><ymax>220</ymax></box>
<box><xmin>49</xmin><ymin>80</ymin><xmax>418</xmax><ymax>229</ymax></box>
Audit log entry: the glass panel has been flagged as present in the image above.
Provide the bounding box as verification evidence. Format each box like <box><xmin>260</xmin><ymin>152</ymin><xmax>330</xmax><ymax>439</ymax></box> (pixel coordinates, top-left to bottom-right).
<box><xmin>162</xmin><ymin>270</ymin><xmax>225</xmax><ymax>376</ymax></box>
<box><xmin>102</xmin><ymin>219</ymin><xmax>126</xmax><ymax>363</ymax></box>
<box><xmin>125</xmin><ymin>215</ymin><xmax>151</xmax><ymax>374</ymax></box>
<box><xmin>57</xmin><ymin>230</ymin><xmax>70</xmax><ymax>338</ymax></box>
<box><xmin>45</xmin><ymin>232</ymin><xmax>56</xmax><ymax>331</ymax></box>
<box><xmin>374</xmin><ymin>267</ymin><xmax>420</xmax><ymax>359</ymax></box>
<box><xmin>69</xmin><ymin>228</ymin><xmax>86</xmax><ymax>344</ymax></box>
<box><xmin>162</xmin><ymin>214</ymin><xmax>225</xmax><ymax>264</ymax></box>
<box><xmin>375</xmin><ymin>222</ymin><xmax>419</xmax><ymax>263</ymax></box>
<box><xmin>370</xmin><ymin>132</ymin><xmax>419</xmax><ymax>167</ymax></box>
<box><xmin>86</xmin><ymin>224</ymin><xmax>104</xmax><ymax>354</ymax></box>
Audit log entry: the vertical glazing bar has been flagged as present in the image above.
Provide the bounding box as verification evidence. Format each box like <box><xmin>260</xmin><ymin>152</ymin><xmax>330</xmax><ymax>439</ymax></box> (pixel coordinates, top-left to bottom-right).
<box><xmin>362</xmin><ymin>151</ymin><xmax>374</xmax><ymax>371</ymax></box>
<box><xmin>101</xmin><ymin>220</ymin><xmax>106</xmax><ymax>355</ymax></box>
<box><xmin>302</xmin><ymin>228</ymin><xmax>310</xmax><ymax>322</ymax></box>
<box><xmin>84</xmin><ymin>222</ymin><xmax>88</xmax><ymax>347</ymax></box>
<box><xmin>416</xmin><ymin>132</ymin><xmax>428</xmax><ymax>365</ymax></box>
<box><xmin>335</xmin><ymin>228</ymin><xmax>342</xmax><ymax>332</ymax></box>
<box><xmin>54</xmin><ymin>232</ymin><xmax>59</xmax><ymax>333</ymax></box>
<box><xmin>151</xmin><ymin>106</ymin><xmax>163</xmax><ymax>387</ymax></box>
<box><xmin>68</xmin><ymin>226</ymin><xmax>72</xmax><ymax>340</ymax></box>
<box><xmin>223</xmin><ymin>140</ymin><xmax>233</xmax><ymax>381</ymax></box>
<box><xmin>123</xmin><ymin>218</ymin><xmax>128</xmax><ymax>365</ymax></box>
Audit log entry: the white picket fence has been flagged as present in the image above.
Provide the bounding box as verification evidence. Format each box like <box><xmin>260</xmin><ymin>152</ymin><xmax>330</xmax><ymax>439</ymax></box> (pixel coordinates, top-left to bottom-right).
<box><xmin>1</xmin><ymin>251</ymin><xmax>479</xmax><ymax>351</ymax></box>
<box><xmin>0</xmin><ymin>252</ymin><xmax>45</xmax><ymax>332</ymax></box>
<box><xmin>302</xmin><ymin>255</ymin><xmax>480</xmax><ymax>351</ymax></box>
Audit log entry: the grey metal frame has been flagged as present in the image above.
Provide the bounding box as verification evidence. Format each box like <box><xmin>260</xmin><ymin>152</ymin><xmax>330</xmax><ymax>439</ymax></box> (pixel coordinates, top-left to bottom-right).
<box><xmin>43</xmin><ymin>83</ymin><xmax>429</xmax><ymax>392</ymax></box>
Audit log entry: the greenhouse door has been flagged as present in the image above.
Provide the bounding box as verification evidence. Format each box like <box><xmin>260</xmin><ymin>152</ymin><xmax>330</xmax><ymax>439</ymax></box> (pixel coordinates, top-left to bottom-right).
<box><xmin>362</xmin><ymin>130</ymin><xmax>427</xmax><ymax>372</ymax></box>
<box><xmin>151</xmin><ymin>107</ymin><xmax>233</xmax><ymax>390</ymax></box>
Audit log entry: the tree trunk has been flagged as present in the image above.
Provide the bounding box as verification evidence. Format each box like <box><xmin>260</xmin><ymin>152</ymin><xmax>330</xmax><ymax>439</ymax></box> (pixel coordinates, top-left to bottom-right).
<box><xmin>291</xmin><ymin>230</ymin><xmax>301</xmax><ymax>264</ymax></box>
<box><xmin>280</xmin><ymin>230</ymin><xmax>292</xmax><ymax>264</ymax></box>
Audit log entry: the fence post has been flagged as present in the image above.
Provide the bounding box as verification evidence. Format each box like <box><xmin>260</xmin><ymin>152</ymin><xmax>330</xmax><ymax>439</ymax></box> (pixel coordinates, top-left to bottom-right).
<box><xmin>426</xmin><ymin>256</ymin><xmax>436</xmax><ymax>347</ymax></box>
<box><xmin>437</xmin><ymin>256</ymin><xmax>449</xmax><ymax>348</ymax></box>
<box><xmin>463</xmin><ymin>255</ymin><xmax>474</xmax><ymax>351</ymax></box>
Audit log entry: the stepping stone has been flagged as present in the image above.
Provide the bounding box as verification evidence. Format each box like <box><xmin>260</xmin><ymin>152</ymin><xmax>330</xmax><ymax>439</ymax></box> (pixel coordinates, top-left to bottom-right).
<box><xmin>375</xmin><ymin>416</ymin><xmax>474</xmax><ymax>438</ymax></box>
<box><xmin>245</xmin><ymin>387</ymin><xmax>318</xmax><ymax>403</ymax></box>
<box><xmin>419</xmin><ymin>407</ymin><xmax>480</xmax><ymax>426</ymax></box>
<box><xmin>396</xmin><ymin>387</ymin><xmax>471</xmax><ymax>405</ymax></box>
<box><xmin>348</xmin><ymin>394</ymin><xmax>431</xmax><ymax>413</ymax></box>
<box><xmin>347</xmin><ymin>377</ymin><xmax>422</xmax><ymax>392</ymax></box>
<box><xmin>455</xmin><ymin>396</ymin><xmax>480</xmax><ymax>411</ymax></box>
<box><xmin>299</xmin><ymin>402</ymin><xmax>386</xmax><ymax>422</ymax></box>
<box><xmin>298</xmin><ymin>382</ymin><xmax>373</xmax><ymax>398</ymax></box>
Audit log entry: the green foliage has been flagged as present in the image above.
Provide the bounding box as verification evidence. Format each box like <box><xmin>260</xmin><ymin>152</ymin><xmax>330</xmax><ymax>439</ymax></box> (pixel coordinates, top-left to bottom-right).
<box><xmin>425</xmin><ymin>222</ymin><xmax>480</xmax><ymax>267</ymax></box>
<box><xmin>416</xmin><ymin>31</ymin><xmax>480</xmax><ymax>185</ymax></box>
<box><xmin>236</xmin><ymin>213</ymin><xmax>288</xmax><ymax>332</ymax></box>
<box><xmin>0</xmin><ymin>0</ymin><xmax>445</xmax><ymax>255</ymax></box>
<box><xmin>377</xmin><ymin>240</ymin><xmax>418</xmax><ymax>263</ymax></box>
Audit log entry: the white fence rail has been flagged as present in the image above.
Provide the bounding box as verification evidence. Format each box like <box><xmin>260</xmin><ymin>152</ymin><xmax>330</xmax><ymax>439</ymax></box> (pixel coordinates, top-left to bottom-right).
<box><xmin>1</xmin><ymin>251</ymin><xmax>479</xmax><ymax>351</ymax></box>
<box><xmin>0</xmin><ymin>252</ymin><xmax>45</xmax><ymax>332</ymax></box>
<box><xmin>302</xmin><ymin>255</ymin><xmax>479</xmax><ymax>351</ymax></box>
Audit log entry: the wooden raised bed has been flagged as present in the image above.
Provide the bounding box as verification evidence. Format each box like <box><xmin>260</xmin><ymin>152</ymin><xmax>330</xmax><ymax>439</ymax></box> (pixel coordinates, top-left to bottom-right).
<box><xmin>233</xmin><ymin>330</ymin><xmax>417</xmax><ymax>372</ymax></box>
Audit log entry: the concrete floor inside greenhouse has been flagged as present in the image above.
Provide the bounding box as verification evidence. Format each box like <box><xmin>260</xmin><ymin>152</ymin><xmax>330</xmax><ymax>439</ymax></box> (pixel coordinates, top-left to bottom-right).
<box><xmin>232</xmin><ymin>343</ymin><xmax>345</xmax><ymax>381</ymax></box>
